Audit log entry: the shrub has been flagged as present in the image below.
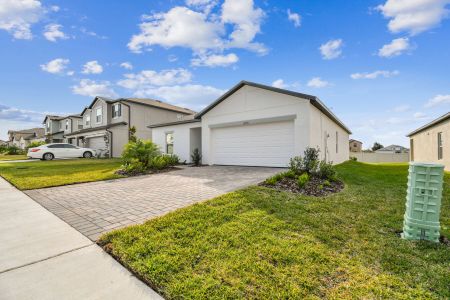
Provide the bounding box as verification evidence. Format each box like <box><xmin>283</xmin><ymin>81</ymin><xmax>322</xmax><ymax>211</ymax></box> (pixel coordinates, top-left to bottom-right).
<box><xmin>121</xmin><ymin>140</ymin><xmax>161</xmax><ymax>171</ymax></box>
<box><xmin>323</xmin><ymin>180</ymin><xmax>331</xmax><ymax>187</ymax></box>
<box><xmin>283</xmin><ymin>170</ymin><xmax>297</xmax><ymax>179</ymax></box>
<box><xmin>316</xmin><ymin>160</ymin><xmax>336</xmax><ymax>180</ymax></box>
<box><xmin>129</xmin><ymin>126</ymin><xmax>137</xmax><ymax>143</ymax></box>
<box><xmin>191</xmin><ymin>148</ymin><xmax>202</xmax><ymax>166</ymax></box>
<box><xmin>350</xmin><ymin>156</ymin><xmax>357</xmax><ymax>161</ymax></box>
<box><xmin>164</xmin><ymin>154</ymin><xmax>180</xmax><ymax>166</ymax></box>
<box><xmin>0</xmin><ymin>144</ymin><xmax>7</xmax><ymax>153</ymax></box>
<box><xmin>265</xmin><ymin>173</ymin><xmax>284</xmax><ymax>185</ymax></box>
<box><xmin>289</xmin><ymin>156</ymin><xmax>304</xmax><ymax>175</ymax></box>
<box><xmin>149</xmin><ymin>156</ymin><xmax>170</xmax><ymax>170</ymax></box>
<box><xmin>6</xmin><ymin>145</ymin><xmax>22</xmax><ymax>155</ymax></box>
<box><xmin>297</xmin><ymin>173</ymin><xmax>309</xmax><ymax>189</ymax></box>
<box><xmin>25</xmin><ymin>141</ymin><xmax>45</xmax><ymax>151</ymax></box>
<box><xmin>303</xmin><ymin>147</ymin><xmax>320</xmax><ymax>174</ymax></box>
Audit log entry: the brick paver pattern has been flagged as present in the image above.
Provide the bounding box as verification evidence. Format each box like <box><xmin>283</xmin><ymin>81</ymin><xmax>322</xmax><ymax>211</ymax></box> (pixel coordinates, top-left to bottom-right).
<box><xmin>25</xmin><ymin>166</ymin><xmax>280</xmax><ymax>241</ymax></box>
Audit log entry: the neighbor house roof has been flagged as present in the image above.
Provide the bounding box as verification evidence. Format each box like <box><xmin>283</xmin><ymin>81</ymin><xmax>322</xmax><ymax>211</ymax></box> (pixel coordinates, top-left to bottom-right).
<box><xmin>65</xmin><ymin>122</ymin><xmax>127</xmax><ymax>136</ymax></box>
<box><xmin>42</xmin><ymin>115</ymin><xmax>65</xmax><ymax>123</ymax></box>
<box><xmin>8</xmin><ymin>128</ymin><xmax>45</xmax><ymax>141</ymax></box>
<box><xmin>407</xmin><ymin>112</ymin><xmax>450</xmax><ymax>137</ymax></box>
<box><xmin>194</xmin><ymin>81</ymin><xmax>352</xmax><ymax>134</ymax></box>
<box><xmin>349</xmin><ymin>139</ymin><xmax>362</xmax><ymax>144</ymax></box>
<box><xmin>376</xmin><ymin>145</ymin><xmax>408</xmax><ymax>152</ymax></box>
<box><xmin>81</xmin><ymin>96</ymin><xmax>196</xmax><ymax>116</ymax></box>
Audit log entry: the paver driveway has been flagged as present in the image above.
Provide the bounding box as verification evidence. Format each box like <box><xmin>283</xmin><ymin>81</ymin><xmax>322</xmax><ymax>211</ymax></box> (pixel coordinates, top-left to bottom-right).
<box><xmin>26</xmin><ymin>166</ymin><xmax>280</xmax><ymax>240</ymax></box>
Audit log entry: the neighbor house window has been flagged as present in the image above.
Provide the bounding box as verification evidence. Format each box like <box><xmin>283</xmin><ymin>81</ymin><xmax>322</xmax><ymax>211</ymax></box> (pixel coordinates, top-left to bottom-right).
<box><xmin>166</xmin><ymin>132</ymin><xmax>174</xmax><ymax>154</ymax></box>
<box><xmin>78</xmin><ymin>120</ymin><xmax>83</xmax><ymax>130</ymax></box>
<box><xmin>336</xmin><ymin>132</ymin><xmax>338</xmax><ymax>153</ymax></box>
<box><xmin>112</xmin><ymin>103</ymin><xmax>121</xmax><ymax>118</ymax></box>
<box><xmin>96</xmin><ymin>107</ymin><xmax>102</xmax><ymax>123</ymax></box>
<box><xmin>65</xmin><ymin>120</ymin><xmax>69</xmax><ymax>130</ymax></box>
<box><xmin>438</xmin><ymin>132</ymin><xmax>443</xmax><ymax>160</ymax></box>
<box><xmin>85</xmin><ymin>114</ymin><xmax>91</xmax><ymax>126</ymax></box>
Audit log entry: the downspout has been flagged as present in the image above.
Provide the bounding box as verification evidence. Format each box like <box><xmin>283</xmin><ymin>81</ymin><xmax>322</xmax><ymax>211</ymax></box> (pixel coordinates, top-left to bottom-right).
<box><xmin>106</xmin><ymin>128</ymin><xmax>113</xmax><ymax>158</ymax></box>
<box><xmin>119</xmin><ymin>100</ymin><xmax>131</xmax><ymax>141</ymax></box>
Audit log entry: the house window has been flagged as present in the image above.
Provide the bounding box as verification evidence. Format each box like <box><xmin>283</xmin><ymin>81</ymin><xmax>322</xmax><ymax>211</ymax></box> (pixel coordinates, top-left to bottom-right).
<box><xmin>78</xmin><ymin>120</ymin><xmax>83</xmax><ymax>130</ymax></box>
<box><xmin>410</xmin><ymin>139</ymin><xmax>414</xmax><ymax>161</ymax></box>
<box><xmin>438</xmin><ymin>132</ymin><xmax>443</xmax><ymax>160</ymax></box>
<box><xmin>166</xmin><ymin>132</ymin><xmax>174</xmax><ymax>154</ymax></box>
<box><xmin>85</xmin><ymin>115</ymin><xmax>91</xmax><ymax>126</ymax></box>
<box><xmin>112</xmin><ymin>103</ymin><xmax>121</xmax><ymax>118</ymax></box>
<box><xmin>336</xmin><ymin>131</ymin><xmax>338</xmax><ymax>153</ymax></box>
<box><xmin>65</xmin><ymin>120</ymin><xmax>69</xmax><ymax>130</ymax></box>
<box><xmin>96</xmin><ymin>107</ymin><xmax>102</xmax><ymax>123</ymax></box>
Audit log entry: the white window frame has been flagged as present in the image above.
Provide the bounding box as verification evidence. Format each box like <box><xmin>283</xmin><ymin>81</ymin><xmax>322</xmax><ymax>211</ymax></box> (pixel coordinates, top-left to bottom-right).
<box><xmin>112</xmin><ymin>103</ymin><xmax>121</xmax><ymax>119</ymax></box>
<box><xmin>65</xmin><ymin>119</ymin><xmax>69</xmax><ymax>131</ymax></box>
<box><xmin>165</xmin><ymin>132</ymin><xmax>174</xmax><ymax>154</ymax></box>
<box><xmin>438</xmin><ymin>132</ymin><xmax>443</xmax><ymax>160</ymax></box>
<box><xmin>96</xmin><ymin>107</ymin><xmax>102</xmax><ymax>124</ymax></box>
<box><xmin>85</xmin><ymin>114</ymin><xmax>91</xmax><ymax>126</ymax></box>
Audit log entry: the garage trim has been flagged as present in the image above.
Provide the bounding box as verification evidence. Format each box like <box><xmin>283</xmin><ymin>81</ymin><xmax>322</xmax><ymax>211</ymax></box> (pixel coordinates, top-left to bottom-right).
<box><xmin>208</xmin><ymin>114</ymin><xmax>297</xmax><ymax>129</ymax></box>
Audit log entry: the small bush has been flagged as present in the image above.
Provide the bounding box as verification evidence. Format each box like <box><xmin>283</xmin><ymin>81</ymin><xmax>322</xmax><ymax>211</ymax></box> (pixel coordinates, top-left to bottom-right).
<box><xmin>6</xmin><ymin>145</ymin><xmax>22</xmax><ymax>155</ymax></box>
<box><xmin>164</xmin><ymin>154</ymin><xmax>180</xmax><ymax>166</ymax></box>
<box><xmin>0</xmin><ymin>144</ymin><xmax>7</xmax><ymax>153</ymax></box>
<box><xmin>149</xmin><ymin>156</ymin><xmax>170</xmax><ymax>170</ymax></box>
<box><xmin>297</xmin><ymin>173</ymin><xmax>309</xmax><ymax>189</ymax></box>
<box><xmin>283</xmin><ymin>170</ymin><xmax>297</xmax><ymax>179</ymax></box>
<box><xmin>25</xmin><ymin>141</ymin><xmax>45</xmax><ymax>151</ymax></box>
<box><xmin>265</xmin><ymin>173</ymin><xmax>284</xmax><ymax>185</ymax></box>
<box><xmin>289</xmin><ymin>156</ymin><xmax>304</xmax><ymax>175</ymax></box>
<box><xmin>350</xmin><ymin>156</ymin><xmax>357</xmax><ymax>161</ymax></box>
<box><xmin>191</xmin><ymin>148</ymin><xmax>202</xmax><ymax>166</ymax></box>
<box><xmin>316</xmin><ymin>160</ymin><xmax>336</xmax><ymax>180</ymax></box>
<box><xmin>303</xmin><ymin>147</ymin><xmax>320</xmax><ymax>173</ymax></box>
<box><xmin>323</xmin><ymin>180</ymin><xmax>331</xmax><ymax>187</ymax></box>
<box><xmin>121</xmin><ymin>139</ymin><xmax>161</xmax><ymax>171</ymax></box>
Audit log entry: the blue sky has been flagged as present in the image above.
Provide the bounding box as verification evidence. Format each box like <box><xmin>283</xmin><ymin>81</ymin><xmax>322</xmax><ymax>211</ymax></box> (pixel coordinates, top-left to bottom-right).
<box><xmin>1</xmin><ymin>0</ymin><xmax>450</xmax><ymax>147</ymax></box>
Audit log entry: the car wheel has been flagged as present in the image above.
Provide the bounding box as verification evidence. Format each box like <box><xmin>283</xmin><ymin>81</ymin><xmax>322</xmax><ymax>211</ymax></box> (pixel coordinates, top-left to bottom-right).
<box><xmin>83</xmin><ymin>151</ymin><xmax>93</xmax><ymax>158</ymax></box>
<box><xmin>43</xmin><ymin>153</ymin><xmax>54</xmax><ymax>161</ymax></box>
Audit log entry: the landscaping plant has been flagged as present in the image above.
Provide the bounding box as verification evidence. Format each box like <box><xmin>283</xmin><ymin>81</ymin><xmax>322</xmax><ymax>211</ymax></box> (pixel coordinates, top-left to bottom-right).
<box><xmin>25</xmin><ymin>141</ymin><xmax>46</xmax><ymax>151</ymax></box>
<box><xmin>121</xmin><ymin>139</ymin><xmax>161</xmax><ymax>172</ymax></box>
<box><xmin>191</xmin><ymin>148</ymin><xmax>202</xmax><ymax>166</ymax></box>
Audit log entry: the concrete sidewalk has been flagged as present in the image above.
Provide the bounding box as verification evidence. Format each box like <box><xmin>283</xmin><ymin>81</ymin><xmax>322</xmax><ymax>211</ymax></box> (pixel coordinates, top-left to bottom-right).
<box><xmin>0</xmin><ymin>177</ymin><xmax>162</xmax><ymax>300</ymax></box>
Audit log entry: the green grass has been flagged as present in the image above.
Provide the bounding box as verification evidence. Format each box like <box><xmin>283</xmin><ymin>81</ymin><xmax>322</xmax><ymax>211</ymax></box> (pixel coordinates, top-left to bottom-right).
<box><xmin>0</xmin><ymin>159</ymin><xmax>123</xmax><ymax>190</ymax></box>
<box><xmin>0</xmin><ymin>154</ymin><xmax>28</xmax><ymax>161</ymax></box>
<box><xmin>100</xmin><ymin>161</ymin><xmax>450</xmax><ymax>299</ymax></box>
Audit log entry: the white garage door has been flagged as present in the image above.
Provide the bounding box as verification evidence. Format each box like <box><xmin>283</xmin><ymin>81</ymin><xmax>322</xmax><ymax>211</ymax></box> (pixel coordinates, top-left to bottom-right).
<box><xmin>211</xmin><ymin>120</ymin><xmax>295</xmax><ymax>167</ymax></box>
<box><xmin>87</xmin><ymin>136</ymin><xmax>106</xmax><ymax>151</ymax></box>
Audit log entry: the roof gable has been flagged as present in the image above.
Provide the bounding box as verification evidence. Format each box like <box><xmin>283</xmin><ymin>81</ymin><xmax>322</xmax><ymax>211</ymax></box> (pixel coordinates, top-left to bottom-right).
<box><xmin>195</xmin><ymin>80</ymin><xmax>351</xmax><ymax>134</ymax></box>
<box><xmin>407</xmin><ymin>112</ymin><xmax>450</xmax><ymax>137</ymax></box>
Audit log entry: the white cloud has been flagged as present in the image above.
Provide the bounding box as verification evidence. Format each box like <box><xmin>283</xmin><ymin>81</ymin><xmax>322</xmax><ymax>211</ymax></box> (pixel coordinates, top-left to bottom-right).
<box><xmin>413</xmin><ymin>112</ymin><xmax>427</xmax><ymax>119</ymax></box>
<box><xmin>43</xmin><ymin>23</ymin><xmax>68</xmax><ymax>42</ymax></box>
<box><xmin>424</xmin><ymin>94</ymin><xmax>450</xmax><ymax>107</ymax></box>
<box><xmin>185</xmin><ymin>0</ymin><xmax>218</xmax><ymax>14</ymax></box>
<box><xmin>50</xmin><ymin>5</ymin><xmax>59</xmax><ymax>12</ymax></box>
<box><xmin>117</xmin><ymin>68</ymin><xmax>192</xmax><ymax>89</ymax></box>
<box><xmin>132</xmin><ymin>84</ymin><xmax>225</xmax><ymax>110</ymax></box>
<box><xmin>390</xmin><ymin>104</ymin><xmax>411</xmax><ymax>112</ymax></box>
<box><xmin>80</xmin><ymin>27</ymin><xmax>108</xmax><ymax>39</ymax></box>
<box><xmin>287</xmin><ymin>9</ymin><xmax>301</xmax><ymax>27</ymax></box>
<box><xmin>307</xmin><ymin>77</ymin><xmax>330</xmax><ymax>88</ymax></box>
<box><xmin>72</xmin><ymin>79</ymin><xmax>117</xmax><ymax>98</ymax></box>
<box><xmin>351</xmin><ymin>70</ymin><xmax>399</xmax><ymax>79</ymax></box>
<box><xmin>377</xmin><ymin>0</ymin><xmax>450</xmax><ymax>35</ymax></box>
<box><xmin>120</xmin><ymin>62</ymin><xmax>133</xmax><ymax>70</ymax></box>
<box><xmin>82</xmin><ymin>60</ymin><xmax>103</xmax><ymax>74</ymax></box>
<box><xmin>378</xmin><ymin>37</ymin><xmax>411</xmax><ymax>57</ymax></box>
<box><xmin>40</xmin><ymin>58</ymin><xmax>69</xmax><ymax>74</ymax></box>
<box><xmin>168</xmin><ymin>54</ymin><xmax>178</xmax><ymax>62</ymax></box>
<box><xmin>271</xmin><ymin>79</ymin><xmax>288</xmax><ymax>89</ymax></box>
<box><xmin>0</xmin><ymin>0</ymin><xmax>44</xmax><ymax>39</ymax></box>
<box><xmin>191</xmin><ymin>53</ymin><xmax>238</xmax><ymax>67</ymax></box>
<box><xmin>128</xmin><ymin>0</ymin><xmax>266</xmax><ymax>56</ymax></box>
<box><xmin>319</xmin><ymin>39</ymin><xmax>343</xmax><ymax>60</ymax></box>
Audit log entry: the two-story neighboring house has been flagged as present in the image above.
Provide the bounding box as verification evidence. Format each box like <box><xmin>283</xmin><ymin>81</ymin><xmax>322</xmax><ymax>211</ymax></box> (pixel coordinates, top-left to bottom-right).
<box><xmin>65</xmin><ymin>96</ymin><xmax>195</xmax><ymax>157</ymax></box>
<box><xmin>349</xmin><ymin>139</ymin><xmax>362</xmax><ymax>152</ymax></box>
<box><xmin>43</xmin><ymin>115</ymin><xmax>65</xmax><ymax>143</ymax></box>
<box><xmin>7</xmin><ymin>128</ymin><xmax>45</xmax><ymax>149</ymax></box>
<box><xmin>59</xmin><ymin>115</ymin><xmax>83</xmax><ymax>144</ymax></box>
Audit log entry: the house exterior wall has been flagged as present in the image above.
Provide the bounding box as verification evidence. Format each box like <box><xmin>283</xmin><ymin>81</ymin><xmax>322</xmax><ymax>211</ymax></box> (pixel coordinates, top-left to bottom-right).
<box><xmin>409</xmin><ymin>118</ymin><xmax>450</xmax><ymax>171</ymax></box>
<box><xmin>309</xmin><ymin>105</ymin><xmax>349</xmax><ymax>164</ymax></box>
<box><xmin>152</xmin><ymin>122</ymin><xmax>201</xmax><ymax>163</ymax></box>
<box><xmin>349</xmin><ymin>141</ymin><xmax>362</xmax><ymax>152</ymax></box>
<box><xmin>201</xmin><ymin>85</ymin><xmax>310</xmax><ymax>165</ymax></box>
<box><xmin>109</xmin><ymin>125</ymin><xmax>129</xmax><ymax>157</ymax></box>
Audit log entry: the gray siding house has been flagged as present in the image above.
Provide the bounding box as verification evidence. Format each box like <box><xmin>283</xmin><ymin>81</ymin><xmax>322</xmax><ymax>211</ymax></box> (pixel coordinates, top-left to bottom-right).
<box><xmin>65</xmin><ymin>97</ymin><xmax>195</xmax><ymax>157</ymax></box>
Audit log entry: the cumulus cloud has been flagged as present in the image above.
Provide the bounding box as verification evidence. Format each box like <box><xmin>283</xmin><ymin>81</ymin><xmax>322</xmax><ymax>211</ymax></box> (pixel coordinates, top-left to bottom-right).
<box><xmin>40</xmin><ymin>58</ymin><xmax>69</xmax><ymax>74</ymax></box>
<box><xmin>271</xmin><ymin>79</ymin><xmax>288</xmax><ymax>89</ymax></box>
<box><xmin>319</xmin><ymin>39</ymin><xmax>343</xmax><ymax>60</ymax></box>
<box><xmin>413</xmin><ymin>112</ymin><xmax>427</xmax><ymax>120</ymax></box>
<box><xmin>128</xmin><ymin>0</ymin><xmax>266</xmax><ymax>59</ymax></box>
<box><xmin>351</xmin><ymin>70</ymin><xmax>399</xmax><ymax>79</ymax></box>
<box><xmin>378</xmin><ymin>37</ymin><xmax>411</xmax><ymax>57</ymax></box>
<box><xmin>424</xmin><ymin>94</ymin><xmax>450</xmax><ymax>107</ymax></box>
<box><xmin>120</xmin><ymin>62</ymin><xmax>133</xmax><ymax>70</ymax></box>
<box><xmin>0</xmin><ymin>0</ymin><xmax>44</xmax><ymax>39</ymax></box>
<box><xmin>377</xmin><ymin>0</ymin><xmax>450</xmax><ymax>35</ymax></box>
<box><xmin>191</xmin><ymin>53</ymin><xmax>238</xmax><ymax>67</ymax></box>
<box><xmin>82</xmin><ymin>60</ymin><xmax>103</xmax><ymax>74</ymax></box>
<box><xmin>72</xmin><ymin>79</ymin><xmax>117</xmax><ymax>98</ymax></box>
<box><xmin>43</xmin><ymin>23</ymin><xmax>68</xmax><ymax>42</ymax></box>
<box><xmin>307</xmin><ymin>77</ymin><xmax>330</xmax><ymax>88</ymax></box>
<box><xmin>287</xmin><ymin>9</ymin><xmax>301</xmax><ymax>27</ymax></box>
<box><xmin>117</xmin><ymin>68</ymin><xmax>192</xmax><ymax>90</ymax></box>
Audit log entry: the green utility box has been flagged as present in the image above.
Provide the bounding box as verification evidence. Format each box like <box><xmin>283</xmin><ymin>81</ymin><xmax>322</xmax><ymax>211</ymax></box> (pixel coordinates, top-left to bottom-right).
<box><xmin>402</xmin><ymin>162</ymin><xmax>445</xmax><ymax>243</ymax></box>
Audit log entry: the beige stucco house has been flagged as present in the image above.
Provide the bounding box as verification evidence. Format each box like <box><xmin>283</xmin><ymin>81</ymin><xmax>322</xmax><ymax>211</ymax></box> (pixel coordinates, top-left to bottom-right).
<box><xmin>407</xmin><ymin>112</ymin><xmax>449</xmax><ymax>171</ymax></box>
<box><xmin>7</xmin><ymin>128</ymin><xmax>45</xmax><ymax>149</ymax></box>
<box><xmin>65</xmin><ymin>97</ymin><xmax>195</xmax><ymax>157</ymax></box>
<box><xmin>349</xmin><ymin>139</ymin><xmax>362</xmax><ymax>152</ymax></box>
<box><xmin>150</xmin><ymin>81</ymin><xmax>351</xmax><ymax>167</ymax></box>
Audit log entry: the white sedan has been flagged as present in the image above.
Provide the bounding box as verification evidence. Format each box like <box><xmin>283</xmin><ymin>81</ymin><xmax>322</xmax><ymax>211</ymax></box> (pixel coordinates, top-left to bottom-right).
<box><xmin>27</xmin><ymin>143</ymin><xmax>96</xmax><ymax>160</ymax></box>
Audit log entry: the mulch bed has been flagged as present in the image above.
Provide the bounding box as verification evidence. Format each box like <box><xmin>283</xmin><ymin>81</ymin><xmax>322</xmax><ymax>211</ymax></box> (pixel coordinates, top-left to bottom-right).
<box><xmin>115</xmin><ymin>166</ymin><xmax>180</xmax><ymax>177</ymax></box>
<box><xmin>260</xmin><ymin>176</ymin><xmax>344</xmax><ymax>197</ymax></box>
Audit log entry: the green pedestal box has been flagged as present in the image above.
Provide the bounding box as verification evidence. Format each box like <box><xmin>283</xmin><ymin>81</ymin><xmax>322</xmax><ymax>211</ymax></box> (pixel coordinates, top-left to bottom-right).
<box><xmin>402</xmin><ymin>162</ymin><xmax>445</xmax><ymax>243</ymax></box>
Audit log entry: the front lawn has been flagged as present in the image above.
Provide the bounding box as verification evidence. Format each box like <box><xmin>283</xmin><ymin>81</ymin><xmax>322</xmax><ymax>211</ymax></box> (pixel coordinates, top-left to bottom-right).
<box><xmin>0</xmin><ymin>154</ymin><xmax>28</xmax><ymax>161</ymax></box>
<box><xmin>0</xmin><ymin>159</ymin><xmax>123</xmax><ymax>190</ymax></box>
<box><xmin>100</xmin><ymin>162</ymin><xmax>450</xmax><ymax>299</ymax></box>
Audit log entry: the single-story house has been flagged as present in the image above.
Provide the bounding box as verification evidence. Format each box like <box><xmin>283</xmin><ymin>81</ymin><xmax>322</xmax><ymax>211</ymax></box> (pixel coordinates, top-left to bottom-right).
<box><xmin>65</xmin><ymin>96</ymin><xmax>195</xmax><ymax>157</ymax></box>
<box><xmin>349</xmin><ymin>139</ymin><xmax>363</xmax><ymax>152</ymax></box>
<box><xmin>7</xmin><ymin>128</ymin><xmax>45</xmax><ymax>149</ymax></box>
<box><xmin>407</xmin><ymin>112</ymin><xmax>449</xmax><ymax>171</ymax></box>
<box><xmin>375</xmin><ymin>144</ymin><xmax>409</xmax><ymax>154</ymax></box>
<box><xmin>150</xmin><ymin>81</ymin><xmax>351</xmax><ymax>167</ymax></box>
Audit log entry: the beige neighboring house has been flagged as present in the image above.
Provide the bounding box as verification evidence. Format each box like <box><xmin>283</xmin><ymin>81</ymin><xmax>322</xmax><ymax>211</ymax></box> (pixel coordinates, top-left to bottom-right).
<box><xmin>407</xmin><ymin>112</ymin><xmax>449</xmax><ymax>171</ymax></box>
<box><xmin>349</xmin><ymin>139</ymin><xmax>362</xmax><ymax>152</ymax></box>
<box><xmin>7</xmin><ymin>128</ymin><xmax>45</xmax><ymax>149</ymax></box>
<box><xmin>65</xmin><ymin>96</ymin><xmax>195</xmax><ymax>157</ymax></box>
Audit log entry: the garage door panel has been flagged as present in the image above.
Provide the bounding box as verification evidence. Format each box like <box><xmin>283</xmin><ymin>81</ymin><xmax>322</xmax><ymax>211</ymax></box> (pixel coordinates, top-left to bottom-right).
<box><xmin>211</xmin><ymin>121</ymin><xmax>295</xmax><ymax>167</ymax></box>
<box><xmin>87</xmin><ymin>136</ymin><xmax>106</xmax><ymax>150</ymax></box>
